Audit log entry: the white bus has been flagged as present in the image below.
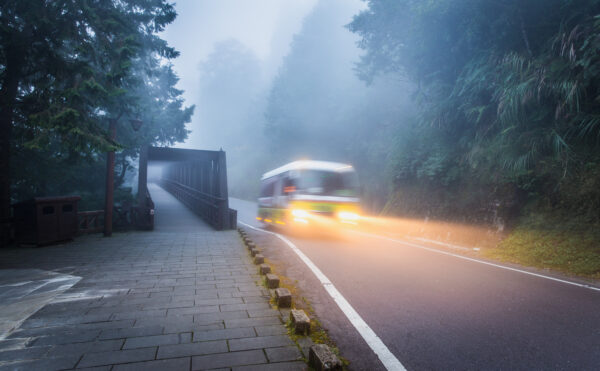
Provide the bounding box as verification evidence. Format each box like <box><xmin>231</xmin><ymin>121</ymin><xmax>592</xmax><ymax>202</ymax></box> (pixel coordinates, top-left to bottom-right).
<box><xmin>257</xmin><ymin>160</ymin><xmax>361</xmax><ymax>227</ymax></box>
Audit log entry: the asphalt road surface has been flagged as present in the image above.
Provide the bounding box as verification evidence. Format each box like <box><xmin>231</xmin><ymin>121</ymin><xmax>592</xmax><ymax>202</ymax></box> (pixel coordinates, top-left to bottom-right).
<box><xmin>230</xmin><ymin>198</ymin><xmax>600</xmax><ymax>371</ymax></box>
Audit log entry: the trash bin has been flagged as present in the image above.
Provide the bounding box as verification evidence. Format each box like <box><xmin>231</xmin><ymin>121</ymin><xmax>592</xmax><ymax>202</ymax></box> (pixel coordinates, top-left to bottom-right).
<box><xmin>12</xmin><ymin>196</ymin><xmax>81</xmax><ymax>246</ymax></box>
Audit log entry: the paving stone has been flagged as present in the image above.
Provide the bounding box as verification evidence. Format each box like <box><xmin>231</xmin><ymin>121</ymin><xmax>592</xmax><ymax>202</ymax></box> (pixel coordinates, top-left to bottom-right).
<box><xmin>163</xmin><ymin>322</ymin><xmax>223</xmax><ymax>335</ymax></box>
<box><xmin>193</xmin><ymin>291</ymin><xmax>219</xmax><ymax>300</ymax></box>
<box><xmin>167</xmin><ymin>306</ymin><xmax>219</xmax><ymax>317</ymax></box>
<box><xmin>45</xmin><ymin>339</ymin><xmax>124</xmax><ymax>357</ymax></box>
<box><xmin>68</xmin><ymin>319</ymin><xmax>136</xmax><ymax>333</ymax></box>
<box><xmin>233</xmin><ymin>361</ymin><xmax>307</xmax><ymax>371</ymax></box>
<box><xmin>259</xmin><ymin>264</ymin><xmax>271</xmax><ymax>275</ymax></box>
<box><xmin>194</xmin><ymin>297</ymin><xmax>243</xmax><ymax>306</ymax></box>
<box><xmin>309</xmin><ymin>344</ymin><xmax>342</xmax><ymax>371</ymax></box>
<box><xmin>0</xmin><ymin>355</ymin><xmax>81</xmax><ymax>371</ymax></box>
<box><xmin>143</xmin><ymin>300</ymin><xmax>194</xmax><ymax>310</ymax></box>
<box><xmin>156</xmin><ymin>340</ymin><xmax>227</xmax><ymax>359</ymax></box>
<box><xmin>20</xmin><ymin>314</ymin><xmax>112</xmax><ymax>329</ymax></box>
<box><xmin>193</xmin><ymin>310</ymin><xmax>249</xmax><ymax>324</ymax></box>
<box><xmin>0</xmin><ymin>200</ymin><xmax>304</xmax><ymax>371</ymax></box>
<box><xmin>242</xmin><ymin>295</ymin><xmax>271</xmax><ymax>304</ymax></box>
<box><xmin>225</xmin><ymin>316</ymin><xmax>282</xmax><ymax>329</ymax></box>
<box><xmin>0</xmin><ymin>338</ymin><xmax>30</xmax><ymax>351</ymax></box>
<box><xmin>254</xmin><ymin>324</ymin><xmax>288</xmax><ymax>336</ymax></box>
<box><xmin>98</xmin><ymin>325</ymin><xmax>163</xmax><ymax>340</ymax></box>
<box><xmin>265</xmin><ymin>346</ymin><xmax>304</xmax><ymax>363</ymax></box>
<box><xmin>111</xmin><ymin>309</ymin><xmax>166</xmax><ymax>320</ymax></box>
<box><xmin>191</xmin><ymin>349</ymin><xmax>267</xmax><ymax>370</ymax></box>
<box><xmin>274</xmin><ymin>288</ymin><xmax>292</xmax><ymax>308</ymax></box>
<box><xmin>133</xmin><ymin>315</ymin><xmax>193</xmax><ymax>328</ymax></box>
<box><xmin>254</xmin><ymin>255</ymin><xmax>265</xmax><ymax>264</ymax></box>
<box><xmin>111</xmin><ymin>357</ymin><xmax>190</xmax><ymax>371</ymax></box>
<box><xmin>231</xmin><ymin>290</ymin><xmax>267</xmax><ymax>298</ymax></box>
<box><xmin>247</xmin><ymin>309</ymin><xmax>281</xmax><ymax>318</ymax></box>
<box><xmin>0</xmin><ymin>346</ymin><xmax>49</xmax><ymax>362</ymax></box>
<box><xmin>78</xmin><ymin>348</ymin><xmax>157</xmax><ymax>368</ymax></box>
<box><xmin>290</xmin><ymin>309</ymin><xmax>311</xmax><ymax>335</ymax></box>
<box><xmin>123</xmin><ymin>333</ymin><xmax>191</xmax><ymax>349</ymax></box>
<box><xmin>30</xmin><ymin>329</ymin><xmax>101</xmax><ymax>346</ymax></box>
<box><xmin>192</xmin><ymin>327</ymin><xmax>256</xmax><ymax>342</ymax></box>
<box><xmin>228</xmin><ymin>335</ymin><xmax>295</xmax><ymax>352</ymax></box>
<box><xmin>265</xmin><ymin>274</ymin><xmax>280</xmax><ymax>289</ymax></box>
<box><xmin>220</xmin><ymin>302</ymin><xmax>271</xmax><ymax>312</ymax></box>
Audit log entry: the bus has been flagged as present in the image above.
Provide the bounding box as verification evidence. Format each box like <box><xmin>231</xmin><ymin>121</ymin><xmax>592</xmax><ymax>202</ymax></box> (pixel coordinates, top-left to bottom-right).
<box><xmin>257</xmin><ymin>160</ymin><xmax>361</xmax><ymax>228</ymax></box>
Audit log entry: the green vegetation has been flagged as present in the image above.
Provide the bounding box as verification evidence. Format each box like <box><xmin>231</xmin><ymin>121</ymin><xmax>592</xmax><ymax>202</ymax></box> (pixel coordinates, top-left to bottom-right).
<box><xmin>484</xmin><ymin>213</ymin><xmax>600</xmax><ymax>278</ymax></box>
<box><xmin>1</xmin><ymin>0</ymin><xmax>193</xmax><ymax>238</ymax></box>
<box><xmin>344</xmin><ymin>0</ymin><xmax>600</xmax><ymax>276</ymax></box>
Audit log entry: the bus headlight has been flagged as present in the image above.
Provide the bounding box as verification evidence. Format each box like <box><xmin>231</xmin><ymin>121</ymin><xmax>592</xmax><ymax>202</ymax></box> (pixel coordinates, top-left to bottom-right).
<box><xmin>338</xmin><ymin>211</ymin><xmax>360</xmax><ymax>221</ymax></box>
<box><xmin>292</xmin><ymin>209</ymin><xmax>310</xmax><ymax>218</ymax></box>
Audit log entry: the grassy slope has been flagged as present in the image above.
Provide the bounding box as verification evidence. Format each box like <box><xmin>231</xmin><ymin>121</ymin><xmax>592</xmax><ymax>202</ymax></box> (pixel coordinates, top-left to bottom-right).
<box><xmin>482</xmin><ymin>213</ymin><xmax>600</xmax><ymax>279</ymax></box>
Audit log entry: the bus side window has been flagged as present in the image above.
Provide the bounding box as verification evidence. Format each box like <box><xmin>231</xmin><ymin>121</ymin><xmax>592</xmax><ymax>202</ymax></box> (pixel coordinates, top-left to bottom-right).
<box><xmin>260</xmin><ymin>181</ymin><xmax>269</xmax><ymax>197</ymax></box>
<box><xmin>283</xmin><ymin>176</ymin><xmax>296</xmax><ymax>193</ymax></box>
<box><xmin>260</xmin><ymin>177</ymin><xmax>277</xmax><ymax>198</ymax></box>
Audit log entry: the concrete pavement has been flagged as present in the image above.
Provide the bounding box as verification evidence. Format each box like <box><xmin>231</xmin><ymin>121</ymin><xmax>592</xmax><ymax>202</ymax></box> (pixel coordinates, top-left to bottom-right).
<box><xmin>0</xmin><ymin>186</ymin><xmax>307</xmax><ymax>370</ymax></box>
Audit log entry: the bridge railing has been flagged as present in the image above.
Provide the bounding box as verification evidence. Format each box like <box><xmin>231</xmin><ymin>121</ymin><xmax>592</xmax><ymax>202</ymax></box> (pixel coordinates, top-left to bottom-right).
<box><xmin>78</xmin><ymin>210</ymin><xmax>104</xmax><ymax>234</ymax></box>
<box><xmin>139</xmin><ymin>146</ymin><xmax>236</xmax><ymax>231</ymax></box>
<box><xmin>159</xmin><ymin>178</ymin><xmax>235</xmax><ymax>230</ymax></box>
<box><xmin>160</xmin><ymin>178</ymin><xmax>222</xmax><ymax>227</ymax></box>
<box><xmin>134</xmin><ymin>186</ymin><xmax>154</xmax><ymax>230</ymax></box>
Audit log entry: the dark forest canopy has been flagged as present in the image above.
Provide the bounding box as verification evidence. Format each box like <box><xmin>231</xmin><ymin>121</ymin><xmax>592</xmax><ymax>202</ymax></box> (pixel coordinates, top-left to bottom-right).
<box><xmin>347</xmin><ymin>0</ymin><xmax>600</xmax><ymax>222</ymax></box>
<box><xmin>0</xmin><ymin>0</ymin><xmax>193</xmax><ymax>219</ymax></box>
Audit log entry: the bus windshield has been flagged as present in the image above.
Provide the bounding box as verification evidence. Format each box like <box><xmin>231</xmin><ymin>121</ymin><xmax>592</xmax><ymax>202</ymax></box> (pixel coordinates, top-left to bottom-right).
<box><xmin>294</xmin><ymin>170</ymin><xmax>359</xmax><ymax>197</ymax></box>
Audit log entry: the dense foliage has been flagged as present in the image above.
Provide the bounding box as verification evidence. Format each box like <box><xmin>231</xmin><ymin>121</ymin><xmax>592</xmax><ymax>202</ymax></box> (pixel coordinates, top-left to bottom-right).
<box><xmin>349</xmin><ymin>0</ymin><xmax>600</xmax><ymax>223</ymax></box>
<box><xmin>0</xmin><ymin>0</ymin><xmax>193</xmax><ymax>220</ymax></box>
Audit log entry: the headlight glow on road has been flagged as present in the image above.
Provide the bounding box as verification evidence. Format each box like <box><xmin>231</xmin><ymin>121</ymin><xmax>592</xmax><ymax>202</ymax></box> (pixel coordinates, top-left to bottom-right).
<box><xmin>292</xmin><ymin>209</ymin><xmax>310</xmax><ymax>218</ymax></box>
<box><xmin>338</xmin><ymin>211</ymin><xmax>360</xmax><ymax>221</ymax></box>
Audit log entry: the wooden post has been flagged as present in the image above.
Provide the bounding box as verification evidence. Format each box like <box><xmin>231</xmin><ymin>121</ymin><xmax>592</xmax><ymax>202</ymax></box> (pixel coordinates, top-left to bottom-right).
<box><xmin>103</xmin><ymin>119</ymin><xmax>117</xmax><ymax>237</ymax></box>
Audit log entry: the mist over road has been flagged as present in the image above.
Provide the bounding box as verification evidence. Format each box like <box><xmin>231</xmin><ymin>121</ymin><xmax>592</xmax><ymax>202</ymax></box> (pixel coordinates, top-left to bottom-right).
<box><xmin>230</xmin><ymin>198</ymin><xmax>600</xmax><ymax>370</ymax></box>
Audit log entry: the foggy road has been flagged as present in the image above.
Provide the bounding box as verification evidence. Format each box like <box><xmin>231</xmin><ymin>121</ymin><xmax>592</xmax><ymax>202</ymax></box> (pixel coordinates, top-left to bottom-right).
<box><xmin>230</xmin><ymin>198</ymin><xmax>600</xmax><ymax>371</ymax></box>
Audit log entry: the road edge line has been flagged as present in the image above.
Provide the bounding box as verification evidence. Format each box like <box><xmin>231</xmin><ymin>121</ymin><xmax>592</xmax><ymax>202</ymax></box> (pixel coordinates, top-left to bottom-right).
<box><xmin>353</xmin><ymin>231</ymin><xmax>600</xmax><ymax>293</ymax></box>
<box><xmin>239</xmin><ymin>221</ymin><xmax>406</xmax><ymax>371</ymax></box>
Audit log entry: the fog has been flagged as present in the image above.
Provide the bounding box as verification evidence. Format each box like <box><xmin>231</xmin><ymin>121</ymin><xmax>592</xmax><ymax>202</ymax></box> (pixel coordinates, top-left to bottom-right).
<box><xmin>161</xmin><ymin>0</ymin><xmax>414</xmax><ymax>208</ymax></box>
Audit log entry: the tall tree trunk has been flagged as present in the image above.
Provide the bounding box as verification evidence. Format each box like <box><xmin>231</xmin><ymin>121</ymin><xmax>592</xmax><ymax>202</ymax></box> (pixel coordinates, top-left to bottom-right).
<box><xmin>103</xmin><ymin>119</ymin><xmax>117</xmax><ymax>237</ymax></box>
<box><xmin>0</xmin><ymin>52</ymin><xmax>21</xmax><ymax>246</ymax></box>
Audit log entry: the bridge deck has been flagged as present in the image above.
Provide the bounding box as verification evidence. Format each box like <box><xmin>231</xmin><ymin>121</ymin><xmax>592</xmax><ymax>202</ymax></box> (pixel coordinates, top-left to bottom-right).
<box><xmin>148</xmin><ymin>183</ymin><xmax>211</xmax><ymax>232</ymax></box>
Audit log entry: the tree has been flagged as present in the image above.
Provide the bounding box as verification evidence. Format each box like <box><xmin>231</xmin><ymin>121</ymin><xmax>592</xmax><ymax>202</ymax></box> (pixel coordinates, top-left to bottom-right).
<box><xmin>348</xmin><ymin>0</ymin><xmax>600</xmax><ymax>219</ymax></box>
<box><xmin>0</xmin><ymin>0</ymin><xmax>183</xmax><ymax>243</ymax></box>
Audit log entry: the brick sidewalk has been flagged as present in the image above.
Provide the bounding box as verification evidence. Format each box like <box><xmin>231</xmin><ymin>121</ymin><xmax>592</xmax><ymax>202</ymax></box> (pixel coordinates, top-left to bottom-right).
<box><xmin>0</xmin><ymin>231</ymin><xmax>306</xmax><ymax>370</ymax></box>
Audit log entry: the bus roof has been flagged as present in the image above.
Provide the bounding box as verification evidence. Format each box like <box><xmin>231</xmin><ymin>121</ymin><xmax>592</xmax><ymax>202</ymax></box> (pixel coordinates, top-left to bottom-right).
<box><xmin>261</xmin><ymin>160</ymin><xmax>354</xmax><ymax>180</ymax></box>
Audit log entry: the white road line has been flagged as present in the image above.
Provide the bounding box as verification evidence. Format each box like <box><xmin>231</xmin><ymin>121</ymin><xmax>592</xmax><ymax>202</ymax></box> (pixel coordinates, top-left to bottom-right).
<box><xmin>238</xmin><ymin>221</ymin><xmax>406</xmax><ymax>371</ymax></box>
<box><xmin>353</xmin><ymin>231</ymin><xmax>600</xmax><ymax>293</ymax></box>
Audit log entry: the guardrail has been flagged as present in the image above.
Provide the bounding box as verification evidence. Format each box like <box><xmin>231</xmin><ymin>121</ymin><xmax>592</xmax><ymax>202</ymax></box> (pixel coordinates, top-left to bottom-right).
<box><xmin>160</xmin><ymin>178</ymin><xmax>231</xmax><ymax>230</ymax></box>
<box><xmin>78</xmin><ymin>210</ymin><xmax>104</xmax><ymax>234</ymax></box>
<box><xmin>139</xmin><ymin>146</ymin><xmax>236</xmax><ymax>231</ymax></box>
<box><xmin>134</xmin><ymin>186</ymin><xmax>154</xmax><ymax>230</ymax></box>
